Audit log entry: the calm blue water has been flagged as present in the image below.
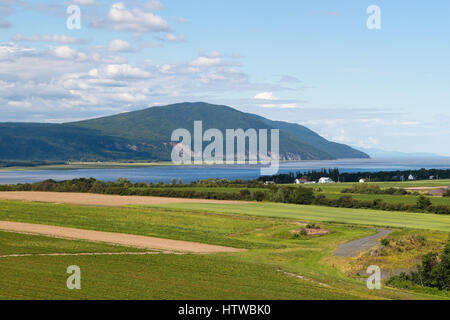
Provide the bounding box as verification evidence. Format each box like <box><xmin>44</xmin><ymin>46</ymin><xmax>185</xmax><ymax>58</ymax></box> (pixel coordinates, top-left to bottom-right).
<box><xmin>0</xmin><ymin>158</ymin><xmax>449</xmax><ymax>184</ymax></box>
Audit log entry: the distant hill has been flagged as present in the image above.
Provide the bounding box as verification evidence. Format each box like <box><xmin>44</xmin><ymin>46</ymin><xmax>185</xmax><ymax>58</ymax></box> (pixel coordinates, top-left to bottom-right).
<box><xmin>360</xmin><ymin>148</ymin><xmax>445</xmax><ymax>159</ymax></box>
<box><xmin>0</xmin><ymin>102</ymin><xmax>369</xmax><ymax>162</ymax></box>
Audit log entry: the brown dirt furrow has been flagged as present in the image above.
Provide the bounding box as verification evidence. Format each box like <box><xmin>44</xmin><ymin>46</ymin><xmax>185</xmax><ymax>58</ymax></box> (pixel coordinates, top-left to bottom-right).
<box><xmin>0</xmin><ymin>221</ymin><xmax>244</xmax><ymax>254</ymax></box>
<box><xmin>0</xmin><ymin>191</ymin><xmax>249</xmax><ymax>206</ymax></box>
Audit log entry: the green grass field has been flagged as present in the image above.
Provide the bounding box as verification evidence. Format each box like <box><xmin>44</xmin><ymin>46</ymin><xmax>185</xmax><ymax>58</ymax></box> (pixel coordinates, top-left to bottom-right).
<box><xmin>138</xmin><ymin>180</ymin><xmax>450</xmax><ymax>207</ymax></box>
<box><xmin>321</xmin><ymin>192</ymin><xmax>450</xmax><ymax>206</ymax></box>
<box><xmin>0</xmin><ymin>201</ymin><xmax>286</xmax><ymax>249</ymax></box>
<box><xmin>152</xmin><ymin>202</ymin><xmax>450</xmax><ymax>232</ymax></box>
<box><xmin>302</xmin><ymin>180</ymin><xmax>450</xmax><ymax>192</ymax></box>
<box><xmin>0</xmin><ymin>199</ymin><xmax>449</xmax><ymax>300</ymax></box>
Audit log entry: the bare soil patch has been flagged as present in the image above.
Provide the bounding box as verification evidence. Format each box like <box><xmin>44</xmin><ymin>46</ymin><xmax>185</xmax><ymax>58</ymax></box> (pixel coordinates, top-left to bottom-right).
<box><xmin>0</xmin><ymin>192</ymin><xmax>249</xmax><ymax>207</ymax></box>
<box><xmin>290</xmin><ymin>228</ymin><xmax>331</xmax><ymax>236</ymax></box>
<box><xmin>0</xmin><ymin>221</ymin><xmax>244</xmax><ymax>254</ymax></box>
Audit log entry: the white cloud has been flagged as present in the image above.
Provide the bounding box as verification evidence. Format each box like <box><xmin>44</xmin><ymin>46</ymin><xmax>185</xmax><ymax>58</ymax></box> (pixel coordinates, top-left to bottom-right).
<box><xmin>259</xmin><ymin>103</ymin><xmax>298</xmax><ymax>109</ymax></box>
<box><xmin>94</xmin><ymin>2</ymin><xmax>171</xmax><ymax>34</ymax></box>
<box><xmin>254</xmin><ymin>92</ymin><xmax>277</xmax><ymax>100</ymax></box>
<box><xmin>7</xmin><ymin>100</ymin><xmax>32</xmax><ymax>108</ymax></box>
<box><xmin>102</xmin><ymin>64</ymin><xmax>151</xmax><ymax>78</ymax></box>
<box><xmin>279</xmin><ymin>103</ymin><xmax>298</xmax><ymax>109</ymax></box>
<box><xmin>51</xmin><ymin>46</ymin><xmax>77</xmax><ymax>59</ymax></box>
<box><xmin>208</xmin><ymin>51</ymin><xmax>222</xmax><ymax>58</ymax></box>
<box><xmin>0</xmin><ymin>42</ymin><xmax>272</xmax><ymax>122</ymax></box>
<box><xmin>0</xmin><ymin>43</ymin><xmax>35</xmax><ymax>58</ymax></box>
<box><xmin>12</xmin><ymin>33</ymin><xmax>84</xmax><ymax>44</ymax></box>
<box><xmin>71</xmin><ymin>0</ymin><xmax>97</xmax><ymax>5</ymax></box>
<box><xmin>164</xmin><ymin>34</ymin><xmax>186</xmax><ymax>43</ymax></box>
<box><xmin>112</xmin><ymin>92</ymin><xmax>148</xmax><ymax>102</ymax></box>
<box><xmin>108</xmin><ymin>39</ymin><xmax>133</xmax><ymax>52</ymax></box>
<box><xmin>158</xmin><ymin>64</ymin><xmax>173</xmax><ymax>74</ymax></box>
<box><xmin>142</xmin><ymin>0</ymin><xmax>165</xmax><ymax>11</ymax></box>
<box><xmin>190</xmin><ymin>56</ymin><xmax>222</xmax><ymax>68</ymax></box>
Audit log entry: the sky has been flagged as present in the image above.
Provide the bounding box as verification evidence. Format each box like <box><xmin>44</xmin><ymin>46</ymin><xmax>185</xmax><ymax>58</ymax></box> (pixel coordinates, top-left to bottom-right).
<box><xmin>0</xmin><ymin>0</ymin><xmax>449</xmax><ymax>155</ymax></box>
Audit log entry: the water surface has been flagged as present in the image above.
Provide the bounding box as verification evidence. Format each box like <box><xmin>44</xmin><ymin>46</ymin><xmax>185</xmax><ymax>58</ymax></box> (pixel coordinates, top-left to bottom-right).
<box><xmin>0</xmin><ymin>158</ymin><xmax>449</xmax><ymax>184</ymax></box>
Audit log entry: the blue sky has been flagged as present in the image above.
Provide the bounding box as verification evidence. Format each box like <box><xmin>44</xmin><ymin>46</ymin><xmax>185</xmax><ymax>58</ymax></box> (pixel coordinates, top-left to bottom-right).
<box><xmin>0</xmin><ymin>0</ymin><xmax>449</xmax><ymax>155</ymax></box>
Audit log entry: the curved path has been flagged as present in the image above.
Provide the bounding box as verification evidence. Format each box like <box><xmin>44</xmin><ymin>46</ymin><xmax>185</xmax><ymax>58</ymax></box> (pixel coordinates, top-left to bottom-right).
<box><xmin>334</xmin><ymin>228</ymin><xmax>392</xmax><ymax>257</ymax></box>
<box><xmin>0</xmin><ymin>221</ymin><xmax>244</xmax><ymax>254</ymax></box>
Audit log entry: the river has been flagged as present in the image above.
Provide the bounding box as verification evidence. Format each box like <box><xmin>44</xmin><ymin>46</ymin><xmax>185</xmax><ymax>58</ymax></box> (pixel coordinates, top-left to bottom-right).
<box><xmin>0</xmin><ymin>158</ymin><xmax>449</xmax><ymax>184</ymax></box>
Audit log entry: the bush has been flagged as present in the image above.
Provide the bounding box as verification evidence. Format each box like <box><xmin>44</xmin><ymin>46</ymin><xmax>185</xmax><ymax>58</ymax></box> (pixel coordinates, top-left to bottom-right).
<box><xmin>341</xmin><ymin>184</ymin><xmax>408</xmax><ymax>195</ymax></box>
<box><xmin>380</xmin><ymin>238</ymin><xmax>390</xmax><ymax>247</ymax></box>
<box><xmin>337</xmin><ymin>195</ymin><xmax>354</xmax><ymax>208</ymax></box>
<box><xmin>417</xmin><ymin>196</ymin><xmax>432</xmax><ymax>210</ymax></box>
<box><xmin>427</xmin><ymin>205</ymin><xmax>450</xmax><ymax>215</ymax></box>
<box><xmin>239</xmin><ymin>189</ymin><xmax>251</xmax><ymax>198</ymax></box>
<box><xmin>387</xmin><ymin>239</ymin><xmax>450</xmax><ymax>291</ymax></box>
<box><xmin>251</xmin><ymin>191</ymin><xmax>266</xmax><ymax>202</ymax></box>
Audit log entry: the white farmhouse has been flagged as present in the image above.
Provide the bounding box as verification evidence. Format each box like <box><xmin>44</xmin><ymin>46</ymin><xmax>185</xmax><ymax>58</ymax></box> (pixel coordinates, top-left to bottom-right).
<box><xmin>295</xmin><ymin>178</ymin><xmax>309</xmax><ymax>184</ymax></box>
<box><xmin>408</xmin><ymin>175</ymin><xmax>415</xmax><ymax>181</ymax></box>
<box><xmin>359</xmin><ymin>179</ymin><xmax>367</xmax><ymax>183</ymax></box>
<box><xmin>318</xmin><ymin>177</ymin><xmax>335</xmax><ymax>184</ymax></box>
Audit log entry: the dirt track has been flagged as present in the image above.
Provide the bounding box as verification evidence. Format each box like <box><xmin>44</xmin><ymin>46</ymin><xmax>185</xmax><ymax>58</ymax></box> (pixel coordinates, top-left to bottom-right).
<box><xmin>334</xmin><ymin>228</ymin><xmax>392</xmax><ymax>257</ymax></box>
<box><xmin>0</xmin><ymin>221</ymin><xmax>244</xmax><ymax>254</ymax></box>
<box><xmin>0</xmin><ymin>192</ymin><xmax>248</xmax><ymax>207</ymax></box>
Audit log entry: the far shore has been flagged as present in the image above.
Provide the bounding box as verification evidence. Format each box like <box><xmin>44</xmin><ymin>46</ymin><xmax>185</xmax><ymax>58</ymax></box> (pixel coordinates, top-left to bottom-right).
<box><xmin>0</xmin><ymin>159</ymin><xmax>344</xmax><ymax>172</ymax></box>
<box><xmin>0</xmin><ymin>161</ymin><xmax>184</xmax><ymax>172</ymax></box>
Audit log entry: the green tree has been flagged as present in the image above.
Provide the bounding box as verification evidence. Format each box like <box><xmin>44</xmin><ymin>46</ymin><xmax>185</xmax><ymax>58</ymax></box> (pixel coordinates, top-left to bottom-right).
<box><xmin>116</xmin><ymin>178</ymin><xmax>131</xmax><ymax>186</ymax></box>
<box><xmin>417</xmin><ymin>196</ymin><xmax>432</xmax><ymax>210</ymax></box>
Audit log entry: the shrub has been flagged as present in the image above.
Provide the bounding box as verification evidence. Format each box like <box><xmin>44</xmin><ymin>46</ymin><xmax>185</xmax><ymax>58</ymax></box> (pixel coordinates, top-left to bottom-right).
<box><xmin>314</xmin><ymin>194</ymin><xmax>327</xmax><ymax>205</ymax></box>
<box><xmin>380</xmin><ymin>238</ymin><xmax>390</xmax><ymax>247</ymax></box>
<box><xmin>372</xmin><ymin>199</ymin><xmax>384</xmax><ymax>209</ymax></box>
<box><xmin>239</xmin><ymin>189</ymin><xmax>251</xmax><ymax>198</ymax></box>
<box><xmin>417</xmin><ymin>196</ymin><xmax>432</xmax><ymax>210</ymax></box>
<box><xmin>251</xmin><ymin>191</ymin><xmax>266</xmax><ymax>202</ymax></box>
<box><xmin>427</xmin><ymin>205</ymin><xmax>450</xmax><ymax>215</ymax></box>
<box><xmin>387</xmin><ymin>239</ymin><xmax>450</xmax><ymax>291</ymax></box>
<box><xmin>341</xmin><ymin>184</ymin><xmax>408</xmax><ymax>195</ymax></box>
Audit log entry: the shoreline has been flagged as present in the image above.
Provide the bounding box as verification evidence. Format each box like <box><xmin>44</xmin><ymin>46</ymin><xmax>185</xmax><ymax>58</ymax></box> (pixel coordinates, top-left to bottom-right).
<box><xmin>0</xmin><ymin>159</ymin><xmax>363</xmax><ymax>172</ymax></box>
<box><xmin>2</xmin><ymin>157</ymin><xmax>450</xmax><ymax>172</ymax></box>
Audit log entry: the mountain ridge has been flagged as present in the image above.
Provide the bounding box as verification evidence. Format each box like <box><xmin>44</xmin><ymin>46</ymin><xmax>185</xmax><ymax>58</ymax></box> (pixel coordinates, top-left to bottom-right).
<box><xmin>0</xmin><ymin>102</ymin><xmax>369</xmax><ymax>162</ymax></box>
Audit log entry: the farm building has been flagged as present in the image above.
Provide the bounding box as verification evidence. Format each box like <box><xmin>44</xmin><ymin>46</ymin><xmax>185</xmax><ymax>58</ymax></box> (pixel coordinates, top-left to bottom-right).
<box><xmin>318</xmin><ymin>177</ymin><xmax>335</xmax><ymax>184</ymax></box>
<box><xmin>295</xmin><ymin>178</ymin><xmax>309</xmax><ymax>184</ymax></box>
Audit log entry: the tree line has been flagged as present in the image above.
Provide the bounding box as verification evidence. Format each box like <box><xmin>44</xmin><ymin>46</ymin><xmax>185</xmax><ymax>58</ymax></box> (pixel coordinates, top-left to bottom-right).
<box><xmin>259</xmin><ymin>168</ymin><xmax>450</xmax><ymax>183</ymax></box>
<box><xmin>1</xmin><ymin>178</ymin><xmax>449</xmax><ymax>215</ymax></box>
